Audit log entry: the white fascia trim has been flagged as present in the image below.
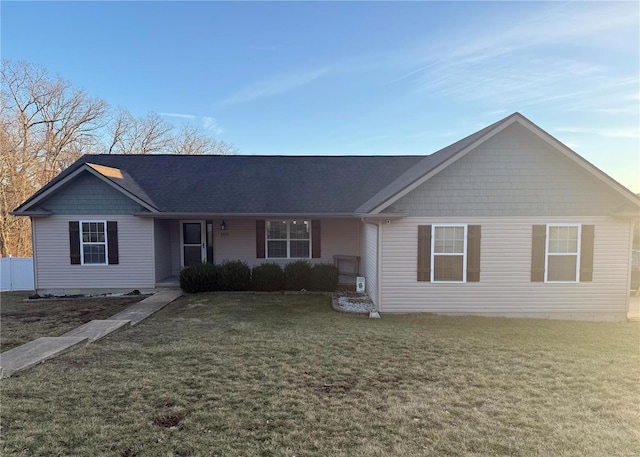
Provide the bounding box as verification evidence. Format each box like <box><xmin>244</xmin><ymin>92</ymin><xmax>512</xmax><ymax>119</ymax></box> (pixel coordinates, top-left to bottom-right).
<box><xmin>134</xmin><ymin>212</ymin><xmax>357</xmax><ymax>219</ymax></box>
<box><xmin>369</xmin><ymin>118</ymin><xmax>519</xmax><ymax>214</ymax></box>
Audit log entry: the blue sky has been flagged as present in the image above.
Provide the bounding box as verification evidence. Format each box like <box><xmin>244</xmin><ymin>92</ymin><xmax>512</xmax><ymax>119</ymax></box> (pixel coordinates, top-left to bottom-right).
<box><xmin>2</xmin><ymin>1</ymin><xmax>639</xmax><ymax>191</ymax></box>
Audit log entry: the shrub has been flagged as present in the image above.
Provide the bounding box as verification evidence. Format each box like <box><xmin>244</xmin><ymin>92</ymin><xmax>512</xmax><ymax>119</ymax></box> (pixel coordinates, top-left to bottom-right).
<box><xmin>218</xmin><ymin>260</ymin><xmax>251</xmax><ymax>291</ymax></box>
<box><xmin>179</xmin><ymin>264</ymin><xmax>220</xmax><ymax>293</ymax></box>
<box><xmin>284</xmin><ymin>260</ymin><xmax>311</xmax><ymax>290</ymax></box>
<box><xmin>251</xmin><ymin>263</ymin><xmax>284</xmax><ymax>291</ymax></box>
<box><xmin>310</xmin><ymin>263</ymin><xmax>339</xmax><ymax>291</ymax></box>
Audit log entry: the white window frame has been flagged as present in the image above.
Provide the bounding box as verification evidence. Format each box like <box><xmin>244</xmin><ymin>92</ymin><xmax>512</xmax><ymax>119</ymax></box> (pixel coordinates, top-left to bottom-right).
<box><xmin>431</xmin><ymin>223</ymin><xmax>467</xmax><ymax>283</ymax></box>
<box><xmin>266</xmin><ymin>220</ymin><xmax>311</xmax><ymax>259</ymax></box>
<box><xmin>80</xmin><ymin>220</ymin><xmax>108</xmax><ymax>266</ymax></box>
<box><xmin>545</xmin><ymin>223</ymin><xmax>581</xmax><ymax>283</ymax></box>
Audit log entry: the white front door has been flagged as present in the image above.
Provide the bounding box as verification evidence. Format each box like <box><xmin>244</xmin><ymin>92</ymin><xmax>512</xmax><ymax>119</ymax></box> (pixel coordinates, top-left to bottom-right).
<box><xmin>181</xmin><ymin>221</ymin><xmax>205</xmax><ymax>267</ymax></box>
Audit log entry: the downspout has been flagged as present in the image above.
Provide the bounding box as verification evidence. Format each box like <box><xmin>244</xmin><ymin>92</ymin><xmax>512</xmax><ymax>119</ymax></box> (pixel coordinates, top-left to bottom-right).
<box><xmin>360</xmin><ymin>217</ymin><xmax>382</xmax><ymax>313</ymax></box>
<box><xmin>30</xmin><ymin>217</ymin><xmax>38</xmax><ymax>293</ymax></box>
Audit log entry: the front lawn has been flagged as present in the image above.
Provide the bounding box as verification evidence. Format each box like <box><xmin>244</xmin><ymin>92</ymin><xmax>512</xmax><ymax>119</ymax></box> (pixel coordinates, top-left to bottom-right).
<box><xmin>1</xmin><ymin>292</ymin><xmax>143</xmax><ymax>351</ymax></box>
<box><xmin>1</xmin><ymin>293</ymin><xmax>639</xmax><ymax>456</ymax></box>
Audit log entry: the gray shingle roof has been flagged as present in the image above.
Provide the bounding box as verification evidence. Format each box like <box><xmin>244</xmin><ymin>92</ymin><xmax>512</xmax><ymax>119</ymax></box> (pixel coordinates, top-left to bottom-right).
<box><xmin>18</xmin><ymin>112</ymin><xmax>635</xmax><ymax>216</ymax></box>
<box><xmin>19</xmin><ymin>155</ymin><xmax>424</xmax><ymax>214</ymax></box>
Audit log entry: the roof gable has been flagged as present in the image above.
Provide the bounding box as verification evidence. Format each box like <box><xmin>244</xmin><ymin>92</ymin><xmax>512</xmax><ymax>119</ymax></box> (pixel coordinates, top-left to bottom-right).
<box><xmin>359</xmin><ymin>113</ymin><xmax>639</xmax><ymax>214</ymax></box>
<box><xmin>13</xmin><ymin>162</ymin><xmax>158</xmax><ymax>214</ymax></box>
<box><xmin>393</xmin><ymin>122</ymin><xmax>632</xmax><ymax>217</ymax></box>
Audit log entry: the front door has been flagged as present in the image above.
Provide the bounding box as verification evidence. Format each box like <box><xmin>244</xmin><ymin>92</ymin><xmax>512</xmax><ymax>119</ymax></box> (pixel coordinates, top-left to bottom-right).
<box><xmin>181</xmin><ymin>221</ymin><xmax>205</xmax><ymax>267</ymax></box>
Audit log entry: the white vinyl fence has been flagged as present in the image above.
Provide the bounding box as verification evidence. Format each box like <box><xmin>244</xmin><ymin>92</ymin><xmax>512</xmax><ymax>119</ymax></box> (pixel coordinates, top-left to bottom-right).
<box><xmin>1</xmin><ymin>256</ymin><xmax>34</xmax><ymax>291</ymax></box>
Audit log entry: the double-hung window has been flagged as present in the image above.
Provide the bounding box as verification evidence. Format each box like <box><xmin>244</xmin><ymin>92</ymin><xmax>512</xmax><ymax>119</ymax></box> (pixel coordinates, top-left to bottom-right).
<box><xmin>81</xmin><ymin>221</ymin><xmax>107</xmax><ymax>265</ymax></box>
<box><xmin>432</xmin><ymin>224</ymin><xmax>467</xmax><ymax>282</ymax></box>
<box><xmin>267</xmin><ymin>220</ymin><xmax>310</xmax><ymax>259</ymax></box>
<box><xmin>546</xmin><ymin>224</ymin><xmax>580</xmax><ymax>282</ymax></box>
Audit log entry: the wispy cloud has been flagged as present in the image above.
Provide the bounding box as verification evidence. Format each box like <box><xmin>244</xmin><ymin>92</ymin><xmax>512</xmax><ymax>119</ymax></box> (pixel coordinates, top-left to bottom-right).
<box><xmin>159</xmin><ymin>112</ymin><xmax>196</xmax><ymax>119</ymax></box>
<box><xmin>201</xmin><ymin>116</ymin><xmax>223</xmax><ymax>135</ymax></box>
<box><xmin>219</xmin><ymin>67</ymin><xmax>330</xmax><ymax>107</ymax></box>
<box><xmin>555</xmin><ymin>126</ymin><xmax>640</xmax><ymax>139</ymax></box>
<box><xmin>393</xmin><ymin>2</ymin><xmax>639</xmax><ymax>112</ymax></box>
<box><xmin>159</xmin><ymin>112</ymin><xmax>223</xmax><ymax>135</ymax></box>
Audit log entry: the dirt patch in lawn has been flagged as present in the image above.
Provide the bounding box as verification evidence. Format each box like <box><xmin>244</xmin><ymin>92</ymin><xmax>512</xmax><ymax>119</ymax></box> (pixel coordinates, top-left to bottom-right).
<box><xmin>1</xmin><ymin>292</ymin><xmax>143</xmax><ymax>351</ymax></box>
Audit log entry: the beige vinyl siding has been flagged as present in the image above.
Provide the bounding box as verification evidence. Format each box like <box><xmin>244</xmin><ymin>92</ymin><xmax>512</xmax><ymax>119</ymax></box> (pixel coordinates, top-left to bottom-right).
<box><xmin>379</xmin><ymin>217</ymin><xmax>631</xmax><ymax>320</ymax></box>
<box><xmin>154</xmin><ymin>219</ymin><xmax>172</xmax><ymax>281</ymax></box>
<box><xmin>213</xmin><ymin>218</ymin><xmax>361</xmax><ymax>267</ymax></box>
<box><xmin>361</xmin><ymin>222</ymin><xmax>378</xmax><ymax>306</ymax></box>
<box><xmin>33</xmin><ymin>215</ymin><xmax>155</xmax><ymax>294</ymax></box>
<box><xmin>393</xmin><ymin>123</ymin><xmax>624</xmax><ymax>217</ymax></box>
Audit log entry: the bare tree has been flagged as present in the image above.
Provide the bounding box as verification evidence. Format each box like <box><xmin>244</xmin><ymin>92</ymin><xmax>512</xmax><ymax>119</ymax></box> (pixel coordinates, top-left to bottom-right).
<box><xmin>106</xmin><ymin>110</ymin><xmax>173</xmax><ymax>155</ymax></box>
<box><xmin>0</xmin><ymin>60</ymin><xmax>108</xmax><ymax>256</ymax></box>
<box><xmin>172</xmin><ymin>123</ymin><xmax>238</xmax><ymax>155</ymax></box>
<box><xmin>1</xmin><ymin>60</ymin><xmax>238</xmax><ymax>257</ymax></box>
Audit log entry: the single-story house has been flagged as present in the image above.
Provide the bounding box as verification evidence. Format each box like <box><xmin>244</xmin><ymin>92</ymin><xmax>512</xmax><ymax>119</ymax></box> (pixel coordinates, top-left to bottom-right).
<box><xmin>12</xmin><ymin>113</ymin><xmax>640</xmax><ymax>320</ymax></box>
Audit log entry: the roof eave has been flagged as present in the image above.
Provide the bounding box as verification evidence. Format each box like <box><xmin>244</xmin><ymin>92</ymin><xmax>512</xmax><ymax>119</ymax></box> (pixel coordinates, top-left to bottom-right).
<box><xmin>132</xmin><ymin>212</ymin><xmax>366</xmax><ymax>219</ymax></box>
<box><xmin>9</xmin><ymin>210</ymin><xmax>52</xmax><ymax>217</ymax></box>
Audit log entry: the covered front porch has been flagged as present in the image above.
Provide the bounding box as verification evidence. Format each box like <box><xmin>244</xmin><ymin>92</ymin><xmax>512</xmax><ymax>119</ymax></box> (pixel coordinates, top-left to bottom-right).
<box><xmin>151</xmin><ymin>217</ymin><xmax>372</xmax><ymax>289</ymax></box>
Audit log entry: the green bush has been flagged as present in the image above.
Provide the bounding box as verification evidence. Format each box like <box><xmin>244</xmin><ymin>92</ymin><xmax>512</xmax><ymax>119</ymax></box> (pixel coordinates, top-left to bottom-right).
<box><xmin>251</xmin><ymin>263</ymin><xmax>284</xmax><ymax>291</ymax></box>
<box><xmin>218</xmin><ymin>260</ymin><xmax>251</xmax><ymax>291</ymax></box>
<box><xmin>310</xmin><ymin>263</ymin><xmax>339</xmax><ymax>291</ymax></box>
<box><xmin>284</xmin><ymin>260</ymin><xmax>311</xmax><ymax>290</ymax></box>
<box><xmin>179</xmin><ymin>264</ymin><xmax>220</xmax><ymax>293</ymax></box>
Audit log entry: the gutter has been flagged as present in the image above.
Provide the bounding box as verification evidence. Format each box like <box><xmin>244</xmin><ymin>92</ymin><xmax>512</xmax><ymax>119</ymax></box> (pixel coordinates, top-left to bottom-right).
<box><xmin>133</xmin><ymin>211</ymin><xmax>409</xmax><ymax>219</ymax></box>
<box><xmin>361</xmin><ymin>217</ymin><xmax>383</xmax><ymax>316</ymax></box>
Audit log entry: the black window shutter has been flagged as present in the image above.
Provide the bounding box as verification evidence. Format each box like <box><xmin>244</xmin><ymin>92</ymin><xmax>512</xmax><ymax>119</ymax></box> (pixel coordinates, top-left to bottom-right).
<box><xmin>467</xmin><ymin>225</ymin><xmax>481</xmax><ymax>282</ymax></box>
<box><xmin>69</xmin><ymin>221</ymin><xmax>81</xmax><ymax>265</ymax></box>
<box><xmin>311</xmin><ymin>220</ymin><xmax>321</xmax><ymax>258</ymax></box>
<box><xmin>580</xmin><ymin>225</ymin><xmax>595</xmax><ymax>282</ymax></box>
<box><xmin>256</xmin><ymin>220</ymin><xmax>266</xmax><ymax>258</ymax></box>
<box><xmin>107</xmin><ymin>221</ymin><xmax>119</xmax><ymax>265</ymax></box>
<box><xmin>531</xmin><ymin>225</ymin><xmax>546</xmax><ymax>282</ymax></box>
<box><xmin>417</xmin><ymin>225</ymin><xmax>432</xmax><ymax>282</ymax></box>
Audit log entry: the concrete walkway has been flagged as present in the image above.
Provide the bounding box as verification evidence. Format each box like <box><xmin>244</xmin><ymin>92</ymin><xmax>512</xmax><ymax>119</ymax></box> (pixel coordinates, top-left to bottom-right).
<box><xmin>0</xmin><ymin>289</ymin><xmax>182</xmax><ymax>378</ymax></box>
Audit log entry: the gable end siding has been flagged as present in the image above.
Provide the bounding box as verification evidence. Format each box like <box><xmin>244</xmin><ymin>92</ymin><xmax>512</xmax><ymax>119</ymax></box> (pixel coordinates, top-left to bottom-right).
<box><xmin>392</xmin><ymin>123</ymin><xmax>625</xmax><ymax>217</ymax></box>
<box><xmin>36</xmin><ymin>172</ymin><xmax>145</xmax><ymax>215</ymax></box>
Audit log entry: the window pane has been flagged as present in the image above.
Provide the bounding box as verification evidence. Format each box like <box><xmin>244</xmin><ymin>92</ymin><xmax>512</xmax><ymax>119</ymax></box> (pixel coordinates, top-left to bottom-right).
<box><xmin>433</xmin><ymin>255</ymin><xmax>463</xmax><ymax>281</ymax></box>
<box><xmin>267</xmin><ymin>221</ymin><xmax>287</xmax><ymax>240</ymax></box>
<box><xmin>267</xmin><ymin>240</ymin><xmax>287</xmax><ymax>258</ymax></box>
<box><xmin>434</xmin><ymin>226</ymin><xmax>464</xmax><ymax>254</ymax></box>
<box><xmin>183</xmin><ymin>223</ymin><xmax>201</xmax><ymax>245</ymax></box>
<box><xmin>548</xmin><ymin>255</ymin><xmax>578</xmax><ymax>281</ymax></box>
<box><xmin>290</xmin><ymin>240</ymin><xmax>310</xmax><ymax>258</ymax></box>
<box><xmin>548</xmin><ymin>226</ymin><xmax>578</xmax><ymax>254</ymax></box>
<box><xmin>183</xmin><ymin>246</ymin><xmax>202</xmax><ymax>267</ymax></box>
<box><xmin>83</xmin><ymin>244</ymin><xmax>106</xmax><ymax>264</ymax></box>
<box><xmin>82</xmin><ymin>222</ymin><xmax>105</xmax><ymax>243</ymax></box>
<box><xmin>289</xmin><ymin>220</ymin><xmax>309</xmax><ymax>239</ymax></box>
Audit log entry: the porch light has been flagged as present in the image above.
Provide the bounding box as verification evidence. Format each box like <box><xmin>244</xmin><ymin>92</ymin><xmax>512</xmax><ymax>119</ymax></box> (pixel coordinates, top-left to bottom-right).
<box><xmin>220</xmin><ymin>220</ymin><xmax>227</xmax><ymax>231</ymax></box>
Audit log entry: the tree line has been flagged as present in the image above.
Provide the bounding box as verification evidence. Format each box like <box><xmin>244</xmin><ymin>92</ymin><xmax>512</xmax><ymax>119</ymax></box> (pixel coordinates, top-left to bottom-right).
<box><xmin>1</xmin><ymin>60</ymin><xmax>237</xmax><ymax>257</ymax></box>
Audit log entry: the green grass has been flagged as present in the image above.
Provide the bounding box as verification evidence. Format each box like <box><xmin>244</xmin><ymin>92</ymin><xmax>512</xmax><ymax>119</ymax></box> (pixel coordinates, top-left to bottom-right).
<box><xmin>1</xmin><ymin>293</ymin><xmax>639</xmax><ymax>456</ymax></box>
<box><xmin>1</xmin><ymin>291</ymin><xmax>143</xmax><ymax>351</ymax></box>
